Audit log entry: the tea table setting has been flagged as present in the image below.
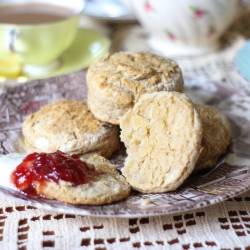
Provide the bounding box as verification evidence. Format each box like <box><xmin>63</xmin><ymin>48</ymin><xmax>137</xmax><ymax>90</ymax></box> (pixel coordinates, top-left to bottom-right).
<box><xmin>1</xmin><ymin>0</ymin><xmax>250</xmax><ymax>249</ymax></box>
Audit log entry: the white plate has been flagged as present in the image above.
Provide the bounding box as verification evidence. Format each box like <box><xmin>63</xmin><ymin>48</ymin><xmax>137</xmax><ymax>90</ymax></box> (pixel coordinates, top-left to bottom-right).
<box><xmin>0</xmin><ymin>74</ymin><xmax>250</xmax><ymax>218</ymax></box>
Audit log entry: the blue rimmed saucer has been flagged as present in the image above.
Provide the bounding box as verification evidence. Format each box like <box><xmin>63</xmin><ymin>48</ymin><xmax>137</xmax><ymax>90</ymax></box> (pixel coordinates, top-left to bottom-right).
<box><xmin>235</xmin><ymin>39</ymin><xmax>250</xmax><ymax>82</ymax></box>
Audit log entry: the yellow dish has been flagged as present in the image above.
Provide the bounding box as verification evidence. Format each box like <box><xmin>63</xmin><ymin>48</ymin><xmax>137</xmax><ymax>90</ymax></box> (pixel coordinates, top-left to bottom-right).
<box><xmin>0</xmin><ymin>28</ymin><xmax>110</xmax><ymax>83</ymax></box>
<box><xmin>0</xmin><ymin>55</ymin><xmax>22</xmax><ymax>78</ymax></box>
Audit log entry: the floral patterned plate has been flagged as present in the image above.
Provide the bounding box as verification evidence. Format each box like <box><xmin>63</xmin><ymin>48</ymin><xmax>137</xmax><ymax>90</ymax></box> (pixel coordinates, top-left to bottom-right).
<box><xmin>0</xmin><ymin>72</ymin><xmax>250</xmax><ymax>218</ymax></box>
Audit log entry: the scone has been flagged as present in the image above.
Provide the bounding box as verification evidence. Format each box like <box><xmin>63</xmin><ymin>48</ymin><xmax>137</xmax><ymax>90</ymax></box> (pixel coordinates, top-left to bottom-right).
<box><xmin>22</xmin><ymin>99</ymin><xmax>120</xmax><ymax>158</ymax></box>
<box><xmin>38</xmin><ymin>153</ymin><xmax>131</xmax><ymax>205</ymax></box>
<box><xmin>120</xmin><ymin>91</ymin><xmax>203</xmax><ymax>193</ymax></box>
<box><xmin>194</xmin><ymin>104</ymin><xmax>231</xmax><ymax>172</ymax></box>
<box><xmin>11</xmin><ymin>151</ymin><xmax>131</xmax><ymax>205</ymax></box>
<box><xmin>87</xmin><ymin>51</ymin><xmax>184</xmax><ymax>124</ymax></box>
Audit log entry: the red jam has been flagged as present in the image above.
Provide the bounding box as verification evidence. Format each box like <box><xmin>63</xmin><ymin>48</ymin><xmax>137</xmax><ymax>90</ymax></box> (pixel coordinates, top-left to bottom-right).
<box><xmin>11</xmin><ymin>150</ymin><xmax>100</xmax><ymax>196</ymax></box>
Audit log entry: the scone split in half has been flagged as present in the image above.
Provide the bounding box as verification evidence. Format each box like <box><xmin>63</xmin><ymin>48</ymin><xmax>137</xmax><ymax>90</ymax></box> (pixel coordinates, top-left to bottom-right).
<box><xmin>11</xmin><ymin>151</ymin><xmax>131</xmax><ymax>205</ymax></box>
<box><xmin>87</xmin><ymin>51</ymin><xmax>184</xmax><ymax>124</ymax></box>
<box><xmin>22</xmin><ymin>99</ymin><xmax>120</xmax><ymax>158</ymax></box>
<box><xmin>120</xmin><ymin>91</ymin><xmax>203</xmax><ymax>193</ymax></box>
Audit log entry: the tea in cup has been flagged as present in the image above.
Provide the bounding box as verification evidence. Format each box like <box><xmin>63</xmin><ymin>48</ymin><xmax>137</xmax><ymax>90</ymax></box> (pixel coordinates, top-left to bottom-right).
<box><xmin>0</xmin><ymin>0</ymin><xmax>85</xmax><ymax>77</ymax></box>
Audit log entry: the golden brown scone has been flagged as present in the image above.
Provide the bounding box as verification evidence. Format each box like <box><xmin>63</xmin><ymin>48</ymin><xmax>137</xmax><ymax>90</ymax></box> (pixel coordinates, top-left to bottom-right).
<box><xmin>35</xmin><ymin>154</ymin><xmax>131</xmax><ymax>205</ymax></box>
<box><xmin>22</xmin><ymin>99</ymin><xmax>120</xmax><ymax>158</ymax></box>
<box><xmin>120</xmin><ymin>91</ymin><xmax>203</xmax><ymax>193</ymax></box>
<box><xmin>194</xmin><ymin>104</ymin><xmax>231</xmax><ymax>172</ymax></box>
<box><xmin>87</xmin><ymin>51</ymin><xmax>184</xmax><ymax>124</ymax></box>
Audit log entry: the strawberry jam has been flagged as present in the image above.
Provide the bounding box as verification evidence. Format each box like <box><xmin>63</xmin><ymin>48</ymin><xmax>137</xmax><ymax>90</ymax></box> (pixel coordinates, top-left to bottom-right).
<box><xmin>11</xmin><ymin>150</ymin><xmax>99</xmax><ymax>196</ymax></box>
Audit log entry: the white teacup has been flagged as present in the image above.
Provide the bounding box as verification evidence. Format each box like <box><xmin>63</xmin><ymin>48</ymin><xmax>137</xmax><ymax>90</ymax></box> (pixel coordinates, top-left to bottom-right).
<box><xmin>120</xmin><ymin>0</ymin><xmax>243</xmax><ymax>56</ymax></box>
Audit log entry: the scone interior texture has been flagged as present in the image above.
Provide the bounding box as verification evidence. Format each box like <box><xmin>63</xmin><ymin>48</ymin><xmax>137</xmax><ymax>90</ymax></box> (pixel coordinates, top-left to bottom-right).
<box><xmin>35</xmin><ymin>154</ymin><xmax>131</xmax><ymax>205</ymax></box>
<box><xmin>194</xmin><ymin>104</ymin><xmax>231</xmax><ymax>172</ymax></box>
<box><xmin>120</xmin><ymin>91</ymin><xmax>203</xmax><ymax>193</ymax></box>
<box><xmin>22</xmin><ymin>99</ymin><xmax>120</xmax><ymax>158</ymax></box>
<box><xmin>87</xmin><ymin>52</ymin><xmax>184</xmax><ymax>124</ymax></box>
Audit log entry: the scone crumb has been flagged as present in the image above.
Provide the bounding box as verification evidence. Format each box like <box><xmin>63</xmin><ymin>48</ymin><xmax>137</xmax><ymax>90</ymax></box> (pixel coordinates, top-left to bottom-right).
<box><xmin>141</xmin><ymin>198</ymin><xmax>152</xmax><ymax>206</ymax></box>
<box><xmin>61</xmin><ymin>186</ymin><xmax>67</xmax><ymax>195</ymax></box>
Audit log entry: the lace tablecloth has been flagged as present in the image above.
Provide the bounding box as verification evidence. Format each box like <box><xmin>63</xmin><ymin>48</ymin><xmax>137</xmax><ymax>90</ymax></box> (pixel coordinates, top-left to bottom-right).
<box><xmin>1</xmin><ymin>10</ymin><xmax>250</xmax><ymax>250</ymax></box>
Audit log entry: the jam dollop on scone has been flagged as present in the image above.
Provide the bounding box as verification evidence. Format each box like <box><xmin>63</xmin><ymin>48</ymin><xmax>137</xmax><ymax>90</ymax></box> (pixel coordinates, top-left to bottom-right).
<box><xmin>11</xmin><ymin>151</ymin><xmax>131</xmax><ymax>205</ymax></box>
<box><xmin>22</xmin><ymin>99</ymin><xmax>120</xmax><ymax>158</ymax></box>
<box><xmin>87</xmin><ymin>52</ymin><xmax>184</xmax><ymax>124</ymax></box>
<box><xmin>194</xmin><ymin>104</ymin><xmax>231</xmax><ymax>172</ymax></box>
<box><xmin>120</xmin><ymin>91</ymin><xmax>203</xmax><ymax>193</ymax></box>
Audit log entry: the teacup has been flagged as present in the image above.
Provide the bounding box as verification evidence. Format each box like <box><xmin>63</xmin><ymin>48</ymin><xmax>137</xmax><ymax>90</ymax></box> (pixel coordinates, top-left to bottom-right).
<box><xmin>0</xmin><ymin>0</ymin><xmax>85</xmax><ymax>77</ymax></box>
<box><xmin>120</xmin><ymin>0</ymin><xmax>243</xmax><ymax>56</ymax></box>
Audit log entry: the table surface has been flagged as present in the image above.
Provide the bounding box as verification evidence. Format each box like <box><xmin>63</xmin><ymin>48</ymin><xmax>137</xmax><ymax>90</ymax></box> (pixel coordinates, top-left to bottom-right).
<box><xmin>1</xmin><ymin>7</ymin><xmax>250</xmax><ymax>250</ymax></box>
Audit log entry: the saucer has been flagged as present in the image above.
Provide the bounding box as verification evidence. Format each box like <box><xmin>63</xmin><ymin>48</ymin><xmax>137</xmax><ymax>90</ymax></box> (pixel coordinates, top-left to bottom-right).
<box><xmin>84</xmin><ymin>0</ymin><xmax>135</xmax><ymax>22</ymax></box>
<box><xmin>234</xmin><ymin>39</ymin><xmax>250</xmax><ymax>82</ymax></box>
<box><xmin>0</xmin><ymin>28</ymin><xmax>111</xmax><ymax>83</ymax></box>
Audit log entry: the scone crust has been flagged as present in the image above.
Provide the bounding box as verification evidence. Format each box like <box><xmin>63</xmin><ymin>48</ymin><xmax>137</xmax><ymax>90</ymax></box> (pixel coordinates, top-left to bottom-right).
<box><xmin>194</xmin><ymin>104</ymin><xmax>231</xmax><ymax>171</ymax></box>
<box><xmin>87</xmin><ymin>52</ymin><xmax>184</xmax><ymax>124</ymax></box>
<box><xmin>22</xmin><ymin>99</ymin><xmax>119</xmax><ymax>158</ymax></box>
<box><xmin>120</xmin><ymin>91</ymin><xmax>203</xmax><ymax>193</ymax></box>
<box><xmin>35</xmin><ymin>154</ymin><xmax>131</xmax><ymax>205</ymax></box>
